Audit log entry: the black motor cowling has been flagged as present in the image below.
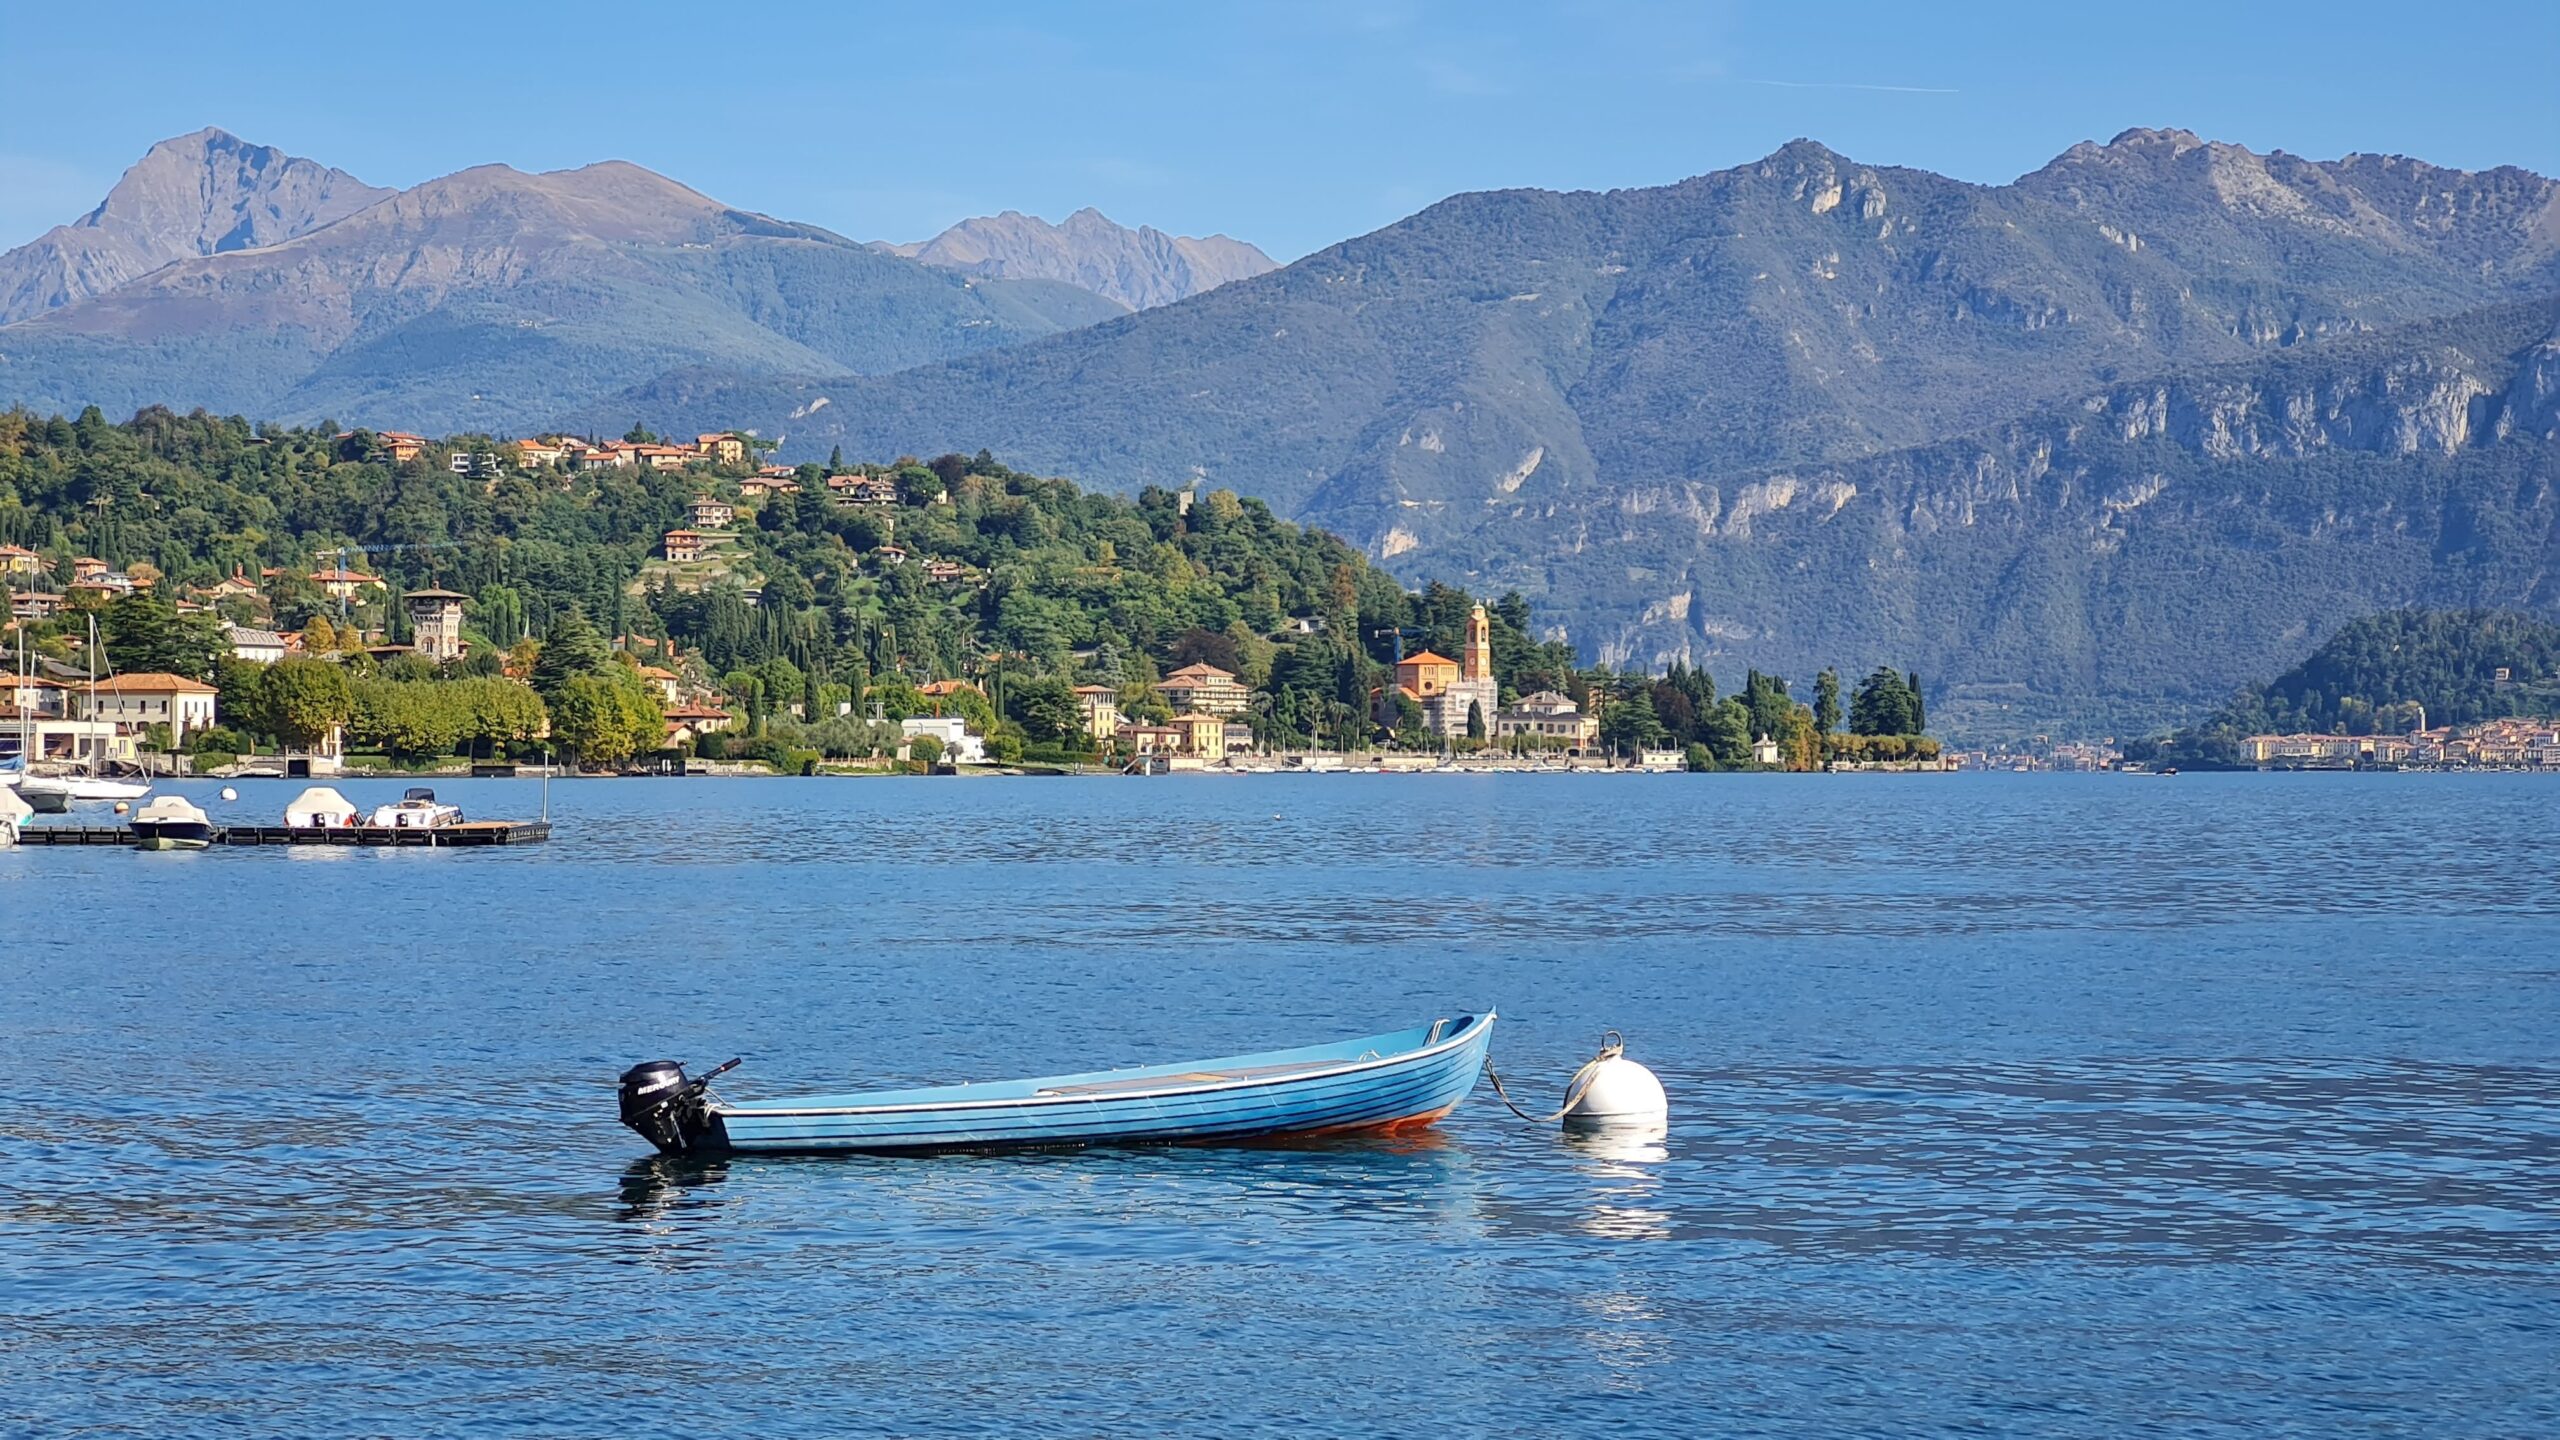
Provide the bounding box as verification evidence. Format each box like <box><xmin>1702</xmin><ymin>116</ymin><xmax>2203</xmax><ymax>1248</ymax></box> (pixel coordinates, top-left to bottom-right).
<box><xmin>619</xmin><ymin>1060</ymin><xmax>697</xmax><ymax>1154</ymax></box>
<box><xmin>618</xmin><ymin>1057</ymin><xmax>740</xmax><ymax>1155</ymax></box>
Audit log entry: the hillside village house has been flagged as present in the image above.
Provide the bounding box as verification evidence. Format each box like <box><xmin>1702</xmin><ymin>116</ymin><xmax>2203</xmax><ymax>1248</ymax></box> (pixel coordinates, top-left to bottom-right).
<box><xmin>1072</xmin><ymin>684</ymin><xmax>1122</xmax><ymax>739</ymax></box>
<box><xmin>662</xmin><ymin>530</ymin><xmax>706</xmax><ymax>563</ymax></box>
<box><xmin>576</xmin><ymin>448</ymin><xmax>631</xmax><ymax>472</ymax></box>
<box><xmin>738</xmin><ymin>475</ymin><xmax>800</xmax><ymax>497</ymax></box>
<box><xmin>11</xmin><ymin>592</ymin><xmax>65</xmax><ymax>620</ymax></box>
<box><xmin>71</xmin><ymin>556</ymin><xmax>108</xmax><ymax>583</ymax></box>
<box><xmin>688</xmin><ymin>498</ymin><xmax>735</xmax><ymax>528</ymax></box>
<box><xmin>79</xmin><ymin>672</ymin><xmax>219</xmax><ymax>740</ymax></box>
<box><xmin>0</xmin><ymin>544</ymin><xmax>42</xmax><ymax>576</ymax></box>
<box><xmin>633</xmin><ymin>444</ymin><xmax>694</xmax><ymax>471</ymax></box>
<box><xmin>1159</xmin><ymin>662</ymin><xmax>1250</xmax><ymax>716</ymax></box>
<box><xmin>226</xmin><ymin>626</ymin><xmax>291</xmax><ymax>664</ymax></box>
<box><xmin>376</xmin><ymin>431</ymin><xmax>428</xmax><ymax>463</ymax></box>
<box><xmin>833</xmin><ymin>474</ymin><xmax>898</xmax><ymax>506</ymax></box>
<box><xmin>636</xmin><ymin>665</ymin><xmax>684</xmax><ymax>704</ymax></box>
<box><xmin>695</xmin><ymin>434</ymin><xmax>746</xmax><ymax>466</ymax></box>
<box><xmin>3</xmin><ymin>674</ymin><xmax>67</xmax><ymax>718</ymax></box>
<box><xmin>924</xmin><ymin>560</ymin><xmax>971</xmax><ymax>585</ymax></box>
<box><xmin>308</xmin><ymin>568</ymin><xmax>382</xmax><ymax>601</ymax></box>
<box><xmin>69</xmin><ymin>575</ymin><xmax>137</xmax><ymax>602</ymax></box>
<box><xmin>513</xmin><ymin>438</ymin><xmax>567</xmax><ymax>469</ymax></box>
<box><xmin>663</xmin><ymin>702</ymin><xmax>737</xmax><ymax>735</ymax></box>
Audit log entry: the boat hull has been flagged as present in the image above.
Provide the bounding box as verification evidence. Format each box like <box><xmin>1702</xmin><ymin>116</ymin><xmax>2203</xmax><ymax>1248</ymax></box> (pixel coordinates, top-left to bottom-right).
<box><xmin>21</xmin><ymin>775</ymin><xmax>151</xmax><ymax>804</ymax></box>
<box><xmin>131</xmin><ymin>823</ymin><xmax>215</xmax><ymax>850</ymax></box>
<box><xmin>677</xmin><ymin>1013</ymin><xmax>1495</xmax><ymax>1157</ymax></box>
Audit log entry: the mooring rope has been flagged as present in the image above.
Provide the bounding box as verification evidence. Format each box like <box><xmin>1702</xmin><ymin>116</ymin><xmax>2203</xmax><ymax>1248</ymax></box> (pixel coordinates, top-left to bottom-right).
<box><xmin>1483</xmin><ymin>1032</ymin><xmax>1623</xmax><ymax>1124</ymax></box>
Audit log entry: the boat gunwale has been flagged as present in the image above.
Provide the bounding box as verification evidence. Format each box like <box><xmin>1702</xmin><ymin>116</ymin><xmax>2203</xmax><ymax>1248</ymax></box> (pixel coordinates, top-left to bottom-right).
<box><xmin>712</xmin><ymin>1011</ymin><xmax>1495</xmax><ymax>1121</ymax></box>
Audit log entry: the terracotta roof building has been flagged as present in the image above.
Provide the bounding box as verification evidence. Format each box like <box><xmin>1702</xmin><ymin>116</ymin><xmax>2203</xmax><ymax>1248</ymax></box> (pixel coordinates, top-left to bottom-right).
<box><xmin>1159</xmin><ymin>662</ymin><xmax>1250</xmax><ymax>716</ymax></box>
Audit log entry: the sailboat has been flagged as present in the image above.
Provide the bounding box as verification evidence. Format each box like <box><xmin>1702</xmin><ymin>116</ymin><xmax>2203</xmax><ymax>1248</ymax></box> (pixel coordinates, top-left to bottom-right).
<box><xmin>19</xmin><ymin>614</ymin><xmax>151</xmax><ymax>810</ymax></box>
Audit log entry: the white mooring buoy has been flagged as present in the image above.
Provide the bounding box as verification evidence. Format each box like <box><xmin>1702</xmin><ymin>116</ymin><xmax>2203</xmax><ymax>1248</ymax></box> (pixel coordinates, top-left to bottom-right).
<box><xmin>1560</xmin><ymin>1031</ymin><xmax>1668</xmax><ymax>1131</ymax></box>
<box><xmin>220</xmin><ymin>786</ymin><xmax>239</xmax><ymax>802</ymax></box>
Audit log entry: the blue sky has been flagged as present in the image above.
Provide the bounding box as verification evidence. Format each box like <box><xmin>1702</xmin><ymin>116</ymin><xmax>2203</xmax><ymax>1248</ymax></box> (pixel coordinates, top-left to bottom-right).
<box><xmin>3</xmin><ymin>0</ymin><xmax>2554</xmax><ymax>260</ymax></box>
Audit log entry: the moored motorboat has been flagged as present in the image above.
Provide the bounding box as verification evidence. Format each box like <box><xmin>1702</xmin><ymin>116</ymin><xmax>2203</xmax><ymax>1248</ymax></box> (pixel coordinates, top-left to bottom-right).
<box><xmin>619</xmin><ymin>1012</ymin><xmax>1496</xmax><ymax>1157</ymax></box>
<box><xmin>368</xmin><ymin>787</ymin><xmax>463</xmax><ymax>828</ymax></box>
<box><xmin>0</xmin><ymin>786</ymin><xmax>27</xmax><ymax>846</ymax></box>
<box><xmin>285</xmin><ymin>786</ymin><xmax>360</xmax><ymax>828</ymax></box>
<box><xmin>129</xmin><ymin>794</ymin><xmax>217</xmax><ymax>850</ymax></box>
<box><xmin>19</xmin><ymin>772</ymin><xmax>152</xmax><ymax>806</ymax></box>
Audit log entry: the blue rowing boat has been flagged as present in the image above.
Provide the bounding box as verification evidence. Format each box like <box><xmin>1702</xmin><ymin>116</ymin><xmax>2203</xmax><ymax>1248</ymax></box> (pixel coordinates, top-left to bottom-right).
<box><xmin>617</xmin><ymin>1012</ymin><xmax>1496</xmax><ymax>1156</ymax></box>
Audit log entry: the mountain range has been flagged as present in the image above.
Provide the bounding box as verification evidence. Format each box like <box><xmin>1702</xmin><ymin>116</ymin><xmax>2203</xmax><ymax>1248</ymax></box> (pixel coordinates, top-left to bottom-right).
<box><xmin>616</xmin><ymin>129</ymin><xmax>2560</xmax><ymax>735</ymax></box>
<box><xmin>5</xmin><ymin>126</ymin><xmax>2558</xmax><ymax>736</ymax></box>
<box><xmin>0</xmin><ymin>131</ymin><xmax>1258</xmax><ymax>435</ymax></box>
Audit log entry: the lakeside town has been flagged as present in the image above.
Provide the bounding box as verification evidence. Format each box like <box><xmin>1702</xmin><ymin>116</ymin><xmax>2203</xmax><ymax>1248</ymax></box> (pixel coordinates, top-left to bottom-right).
<box><xmin>8</xmin><ymin>416</ymin><xmax>2558</xmax><ymax>780</ymax></box>
<box><xmin>4</xmin><ymin>417</ymin><xmax>1962</xmax><ymax>780</ymax></box>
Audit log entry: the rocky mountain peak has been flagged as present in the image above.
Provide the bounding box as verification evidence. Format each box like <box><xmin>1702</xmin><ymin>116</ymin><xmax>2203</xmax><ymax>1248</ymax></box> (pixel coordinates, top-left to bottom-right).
<box><xmin>0</xmin><ymin>128</ymin><xmax>390</xmax><ymax>323</ymax></box>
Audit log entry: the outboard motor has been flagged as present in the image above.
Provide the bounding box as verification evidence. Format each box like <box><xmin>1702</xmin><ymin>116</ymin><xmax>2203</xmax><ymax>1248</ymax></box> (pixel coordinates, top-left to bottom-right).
<box><xmin>617</xmin><ymin>1058</ymin><xmax>736</xmax><ymax>1155</ymax></box>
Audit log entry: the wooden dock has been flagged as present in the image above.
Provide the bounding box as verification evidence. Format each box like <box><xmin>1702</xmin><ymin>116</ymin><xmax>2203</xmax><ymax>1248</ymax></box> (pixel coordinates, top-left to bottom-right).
<box><xmin>13</xmin><ymin>820</ymin><xmax>552</xmax><ymax>848</ymax></box>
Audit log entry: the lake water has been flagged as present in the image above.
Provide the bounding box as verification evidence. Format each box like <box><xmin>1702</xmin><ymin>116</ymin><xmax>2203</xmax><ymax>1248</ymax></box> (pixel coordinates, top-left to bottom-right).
<box><xmin>2</xmin><ymin>773</ymin><xmax>2554</xmax><ymax>1437</ymax></box>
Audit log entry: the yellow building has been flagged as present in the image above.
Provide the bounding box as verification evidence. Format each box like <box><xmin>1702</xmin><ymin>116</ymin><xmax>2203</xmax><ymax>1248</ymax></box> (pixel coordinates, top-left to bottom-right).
<box><xmin>1072</xmin><ymin>684</ymin><xmax>1123</xmax><ymax>739</ymax></box>
<box><xmin>1169</xmin><ymin>711</ymin><xmax>1228</xmax><ymax>762</ymax></box>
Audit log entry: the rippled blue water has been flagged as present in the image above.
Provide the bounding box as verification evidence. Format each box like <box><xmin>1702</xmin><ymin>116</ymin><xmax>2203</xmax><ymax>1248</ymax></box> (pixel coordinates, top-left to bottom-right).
<box><xmin>2</xmin><ymin>773</ymin><xmax>2554</xmax><ymax>1436</ymax></box>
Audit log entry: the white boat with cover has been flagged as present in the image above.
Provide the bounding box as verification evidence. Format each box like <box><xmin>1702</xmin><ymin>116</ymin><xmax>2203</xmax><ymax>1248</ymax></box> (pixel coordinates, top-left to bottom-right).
<box><xmin>285</xmin><ymin>786</ymin><xmax>360</xmax><ymax>828</ymax></box>
<box><xmin>129</xmin><ymin>794</ymin><xmax>216</xmax><ymax>850</ymax></box>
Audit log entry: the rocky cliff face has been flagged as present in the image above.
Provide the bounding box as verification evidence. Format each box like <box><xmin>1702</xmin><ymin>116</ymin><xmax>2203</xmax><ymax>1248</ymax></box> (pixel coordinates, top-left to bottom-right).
<box><xmin>1425</xmin><ymin>298</ymin><xmax>2560</xmax><ymax>737</ymax></box>
<box><xmin>876</xmin><ymin>208</ymin><xmax>1276</xmax><ymax>310</ymax></box>
<box><xmin>0</xmin><ymin>128</ymin><xmax>390</xmax><ymax>324</ymax></box>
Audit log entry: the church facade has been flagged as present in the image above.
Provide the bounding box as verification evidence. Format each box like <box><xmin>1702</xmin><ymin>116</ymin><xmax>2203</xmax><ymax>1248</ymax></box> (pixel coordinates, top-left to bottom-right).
<box><xmin>1384</xmin><ymin>604</ymin><xmax>1501</xmax><ymax>740</ymax></box>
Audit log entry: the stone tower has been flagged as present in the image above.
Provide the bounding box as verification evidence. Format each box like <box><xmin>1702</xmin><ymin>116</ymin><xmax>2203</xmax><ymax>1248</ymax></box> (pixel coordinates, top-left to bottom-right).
<box><xmin>1463</xmin><ymin>603</ymin><xmax>1493</xmax><ymax>681</ymax></box>
<box><xmin>404</xmin><ymin>589</ymin><xmax>469</xmax><ymax>662</ymax></box>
